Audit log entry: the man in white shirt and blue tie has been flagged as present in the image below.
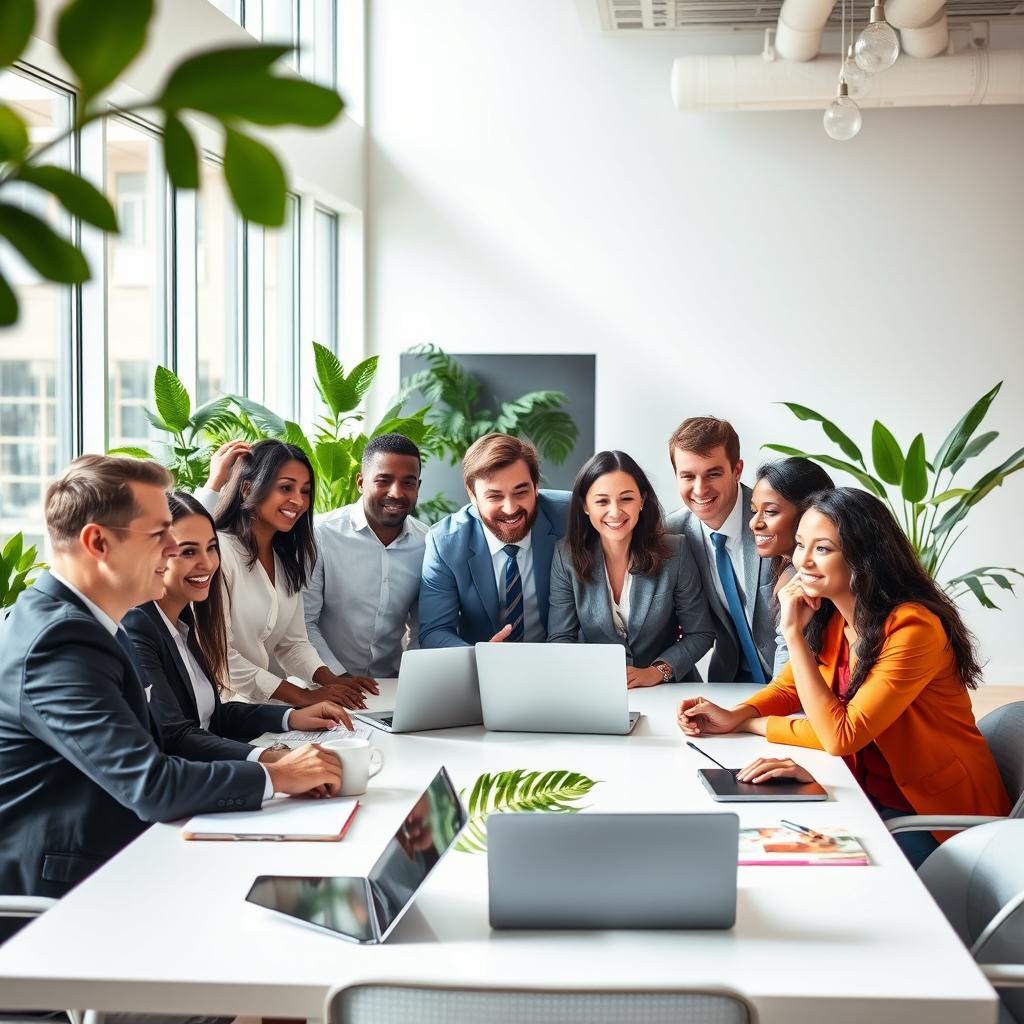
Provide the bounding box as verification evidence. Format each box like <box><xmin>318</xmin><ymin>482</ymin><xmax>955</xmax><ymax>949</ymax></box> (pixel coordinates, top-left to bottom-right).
<box><xmin>665</xmin><ymin>416</ymin><xmax>784</xmax><ymax>683</ymax></box>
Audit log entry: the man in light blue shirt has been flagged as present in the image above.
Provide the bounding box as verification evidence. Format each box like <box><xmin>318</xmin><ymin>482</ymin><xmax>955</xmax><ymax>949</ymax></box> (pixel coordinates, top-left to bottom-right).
<box><xmin>304</xmin><ymin>434</ymin><xmax>429</xmax><ymax>682</ymax></box>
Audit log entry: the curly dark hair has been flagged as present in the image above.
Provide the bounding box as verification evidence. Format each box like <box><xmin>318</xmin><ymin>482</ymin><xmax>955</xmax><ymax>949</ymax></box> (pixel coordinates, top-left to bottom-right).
<box><xmin>801</xmin><ymin>487</ymin><xmax>982</xmax><ymax>701</ymax></box>
<box><xmin>567</xmin><ymin>450</ymin><xmax>669</xmax><ymax>582</ymax></box>
<box><xmin>213</xmin><ymin>438</ymin><xmax>317</xmax><ymax>596</ymax></box>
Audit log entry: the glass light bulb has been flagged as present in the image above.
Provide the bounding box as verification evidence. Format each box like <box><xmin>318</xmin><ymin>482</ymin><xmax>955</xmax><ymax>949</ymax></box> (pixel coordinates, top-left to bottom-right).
<box><xmin>843</xmin><ymin>53</ymin><xmax>872</xmax><ymax>98</ymax></box>
<box><xmin>823</xmin><ymin>94</ymin><xmax>862</xmax><ymax>140</ymax></box>
<box><xmin>855</xmin><ymin>21</ymin><xmax>900</xmax><ymax>73</ymax></box>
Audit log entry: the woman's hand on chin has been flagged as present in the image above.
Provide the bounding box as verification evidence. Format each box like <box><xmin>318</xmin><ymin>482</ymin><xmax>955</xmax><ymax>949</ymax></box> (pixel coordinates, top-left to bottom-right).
<box><xmin>778</xmin><ymin>574</ymin><xmax>821</xmax><ymax>637</ymax></box>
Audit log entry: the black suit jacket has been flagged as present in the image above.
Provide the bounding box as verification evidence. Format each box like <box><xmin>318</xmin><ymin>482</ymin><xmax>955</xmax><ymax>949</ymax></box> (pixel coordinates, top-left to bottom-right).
<box><xmin>123</xmin><ymin>602</ymin><xmax>286</xmax><ymax>754</ymax></box>
<box><xmin>0</xmin><ymin>574</ymin><xmax>265</xmax><ymax>902</ymax></box>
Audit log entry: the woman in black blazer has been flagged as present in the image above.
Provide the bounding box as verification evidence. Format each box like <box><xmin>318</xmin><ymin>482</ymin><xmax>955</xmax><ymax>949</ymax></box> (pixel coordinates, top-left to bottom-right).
<box><xmin>124</xmin><ymin>492</ymin><xmax>349</xmax><ymax>756</ymax></box>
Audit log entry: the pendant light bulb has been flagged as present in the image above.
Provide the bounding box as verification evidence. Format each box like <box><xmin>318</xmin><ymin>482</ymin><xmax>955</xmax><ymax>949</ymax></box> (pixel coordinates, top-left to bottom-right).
<box><xmin>823</xmin><ymin>81</ymin><xmax>862</xmax><ymax>141</ymax></box>
<box><xmin>843</xmin><ymin>43</ymin><xmax>872</xmax><ymax>98</ymax></box>
<box><xmin>855</xmin><ymin>1</ymin><xmax>900</xmax><ymax>72</ymax></box>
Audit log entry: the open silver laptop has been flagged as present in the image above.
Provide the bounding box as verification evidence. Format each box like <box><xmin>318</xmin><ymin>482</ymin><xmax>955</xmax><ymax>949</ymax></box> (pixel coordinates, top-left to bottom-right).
<box><xmin>474</xmin><ymin>643</ymin><xmax>641</xmax><ymax>735</ymax></box>
<box><xmin>353</xmin><ymin>647</ymin><xmax>482</xmax><ymax>733</ymax></box>
<box><xmin>488</xmin><ymin>812</ymin><xmax>739</xmax><ymax>929</ymax></box>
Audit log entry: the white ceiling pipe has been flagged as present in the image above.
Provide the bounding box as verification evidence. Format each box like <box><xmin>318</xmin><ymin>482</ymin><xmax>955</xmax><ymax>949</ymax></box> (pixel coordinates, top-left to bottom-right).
<box><xmin>775</xmin><ymin>0</ymin><xmax>839</xmax><ymax>61</ymax></box>
<box><xmin>671</xmin><ymin>50</ymin><xmax>1024</xmax><ymax>110</ymax></box>
<box><xmin>885</xmin><ymin>0</ymin><xmax>950</xmax><ymax>58</ymax></box>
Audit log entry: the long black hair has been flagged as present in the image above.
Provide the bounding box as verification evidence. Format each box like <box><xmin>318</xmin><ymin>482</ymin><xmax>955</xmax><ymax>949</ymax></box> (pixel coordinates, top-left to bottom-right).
<box><xmin>567</xmin><ymin>450</ymin><xmax>669</xmax><ymax>582</ymax></box>
<box><xmin>213</xmin><ymin>438</ymin><xmax>317</xmax><ymax>596</ymax></box>
<box><xmin>801</xmin><ymin>487</ymin><xmax>982</xmax><ymax>700</ymax></box>
<box><xmin>755</xmin><ymin>457</ymin><xmax>835</xmax><ymax>579</ymax></box>
<box><xmin>166</xmin><ymin>491</ymin><xmax>229</xmax><ymax>692</ymax></box>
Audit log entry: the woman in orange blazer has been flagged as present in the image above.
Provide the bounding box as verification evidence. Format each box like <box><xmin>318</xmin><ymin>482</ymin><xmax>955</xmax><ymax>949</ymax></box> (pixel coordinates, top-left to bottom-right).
<box><xmin>678</xmin><ymin>487</ymin><xmax>1010</xmax><ymax>868</ymax></box>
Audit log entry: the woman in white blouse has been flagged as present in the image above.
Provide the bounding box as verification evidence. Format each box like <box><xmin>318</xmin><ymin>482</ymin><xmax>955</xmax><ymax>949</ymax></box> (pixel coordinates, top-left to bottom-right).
<box><xmin>213</xmin><ymin>439</ymin><xmax>370</xmax><ymax>709</ymax></box>
<box><xmin>547</xmin><ymin>450</ymin><xmax>714</xmax><ymax>686</ymax></box>
<box><xmin>124</xmin><ymin>492</ymin><xmax>352</xmax><ymax>750</ymax></box>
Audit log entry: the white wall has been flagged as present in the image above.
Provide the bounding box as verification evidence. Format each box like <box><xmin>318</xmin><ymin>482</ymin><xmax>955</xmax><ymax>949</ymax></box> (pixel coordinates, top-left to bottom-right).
<box><xmin>367</xmin><ymin>1</ymin><xmax>1024</xmax><ymax>681</ymax></box>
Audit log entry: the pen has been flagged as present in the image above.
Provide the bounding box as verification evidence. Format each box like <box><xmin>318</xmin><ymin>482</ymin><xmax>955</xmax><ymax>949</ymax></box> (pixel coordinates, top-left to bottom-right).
<box><xmin>780</xmin><ymin>818</ymin><xmax>835</xmax><ymax>844</ymax></box>
<box><xmin>685</xmin><ymin>741</ymin><xmax>736</xmax><ymax>778</ymax></box>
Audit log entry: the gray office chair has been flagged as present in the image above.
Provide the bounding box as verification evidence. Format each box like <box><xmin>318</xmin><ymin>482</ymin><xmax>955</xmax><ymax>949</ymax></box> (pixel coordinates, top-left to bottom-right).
<box><xmin>918</xmin><ymin>819</ymin><xmax>1024</xmax><ymax>1024</ymax></box>
<box><xmin>325</xmin><ymin>983</ymin><xmax>756</xmax><ymax>1024</ymax></box>
<box><xmin>885</xmin><ymin>701</ymin><xmax>1024</xmax><ymax>838</ymax></box>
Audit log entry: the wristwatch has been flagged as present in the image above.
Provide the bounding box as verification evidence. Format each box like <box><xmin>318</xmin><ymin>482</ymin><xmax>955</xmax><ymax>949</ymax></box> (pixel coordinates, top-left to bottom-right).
<box><xmin>651</xmin><ymin>660</ymin><xmax>674</xmax><ymax>683</ymax></box>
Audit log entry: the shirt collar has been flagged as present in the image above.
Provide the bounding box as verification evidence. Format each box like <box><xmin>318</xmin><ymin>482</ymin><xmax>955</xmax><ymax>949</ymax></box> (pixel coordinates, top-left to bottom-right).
<box><xmin>700</xmin><ymin>487</ymin><xmax>745</xmax><ymax>544</ymax></box>
<box><xmin>49</xmin><ymin>569</ymin><xmax>119</xmax><ymax>636</ymax></box>
<box><xmin>154</xmin><ymin>602</ymin><xmax>189</xmax><ymax>642</ymax></box>
<box><xmin>483</xmin><ymin>523</ymin><xmax>533</xmax><ymax>558</ymax></box>
<box><xmin>349</xmin><ymin>499</ymin><xmax>413</xmax><ymax>544</ymax></box>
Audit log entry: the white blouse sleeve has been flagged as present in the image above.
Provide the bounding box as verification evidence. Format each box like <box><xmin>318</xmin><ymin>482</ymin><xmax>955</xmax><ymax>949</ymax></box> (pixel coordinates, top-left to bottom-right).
<box><xmin>272</xmin><ymin>590</ymin><xmax>327</xmax><ymax>684</ymax></box>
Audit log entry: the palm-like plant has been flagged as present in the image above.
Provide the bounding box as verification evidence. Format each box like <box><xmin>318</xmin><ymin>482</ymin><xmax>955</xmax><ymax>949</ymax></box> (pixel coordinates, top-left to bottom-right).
<box><xmin>765</xmin><ymin>382</ymin><xmax>1024</xmax><ymax>608</ymax></box>
<box><xmin>398</xmin><ymin>344</ymin><xmax>580</xmax><ymax>467</ymax></box>
<box><xmin>454</xmin><ymin>769</ymin><xmax>599</xmax><ymax>854</ymax></box>
<box><xmin>0</xmin><ymin>533</ymin><xmax>46</xmax><ymax>611</ymax></box>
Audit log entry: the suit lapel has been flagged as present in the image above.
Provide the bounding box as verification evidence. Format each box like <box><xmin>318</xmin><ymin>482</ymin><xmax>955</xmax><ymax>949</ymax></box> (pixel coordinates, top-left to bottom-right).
<box><xmin>140</xmin><ymin>603</ymin><xmax>199</xmax><ymax>720</ymax></box>
<box><xmin>587</xmin><ymin>546</ymin><xmax>621</xmax><ymax>642</ymax></box>
<box><xmin>468</xmin><ymin>513</ymin><xmax>501</xmax><ymax>632</ymax></box>
<box><xmin>627</xmin><ymin>569</ymin><xmax>656</xmax><ymax>643</ymax></box>
<box><xmin>531</xmin><ymin>500</ymin><xmax>558</xmax><ymax>624</ymax></box>
<box><xmin>682</xmin><ymin>514</ymin><xmax>729</xmax><ymax>626</ymax></box>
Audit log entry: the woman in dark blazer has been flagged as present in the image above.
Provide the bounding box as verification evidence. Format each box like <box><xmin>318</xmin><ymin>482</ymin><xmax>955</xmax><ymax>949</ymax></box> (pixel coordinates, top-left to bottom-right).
<box><xmin>124</xmin><ymin>492</ymin><xmax>349</xmax><ymax>756</ymax></box>
<box><xmin>547</xmin><ymin>450</ymin><xmax>714</xmax><ymax>686</ymax></box>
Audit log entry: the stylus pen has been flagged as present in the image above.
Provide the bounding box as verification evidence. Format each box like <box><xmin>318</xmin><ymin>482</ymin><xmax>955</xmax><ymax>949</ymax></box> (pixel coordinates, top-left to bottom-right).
<box><xmin>780</xmin><ymin>818</ymin><xmax>834</xmax><ymax>844</ymax></box>
<box><xmin>685</xmin><ymin>741</ymin><xmax>736</xmax><ymax>778</ymax></box>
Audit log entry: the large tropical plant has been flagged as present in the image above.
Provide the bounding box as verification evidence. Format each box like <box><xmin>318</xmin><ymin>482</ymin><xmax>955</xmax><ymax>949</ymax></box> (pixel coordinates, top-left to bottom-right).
<box><xmin>765</xmin><ymin>382</ymin><xmax>1024</xmax><ymax>608</ymax></box>
<box><xmin>0</xmin><ymin>532</ymin><xmax>45</xmax><ymax>611</ymax></box>
<box><xmin>454</xmin><ymin>769</ymin><xmax>599</xmax><ymax>854</ymax></box>
<box><xmin>398</xmin><ymin>344</ymin><xmax>580</xmax><ymax>468</ymax></box>
<box><xmin>0</xmin><ymin>0</ymin><xmax>344</xmax><ymax>326</ymax></box>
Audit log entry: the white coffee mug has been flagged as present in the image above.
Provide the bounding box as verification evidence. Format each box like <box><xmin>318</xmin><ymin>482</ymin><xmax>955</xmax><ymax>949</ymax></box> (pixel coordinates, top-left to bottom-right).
<box><xmin>322</xmin><ymin>736</ymin><xmax>383</xmax><ymax>796</ymax></box>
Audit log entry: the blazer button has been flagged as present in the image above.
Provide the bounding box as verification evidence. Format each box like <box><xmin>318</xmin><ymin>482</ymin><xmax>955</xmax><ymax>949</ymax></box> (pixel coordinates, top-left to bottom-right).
<box><xmin>217</xmin><ymin>800</ymin><xmax>226</xmax><ymax>807</ymax></box>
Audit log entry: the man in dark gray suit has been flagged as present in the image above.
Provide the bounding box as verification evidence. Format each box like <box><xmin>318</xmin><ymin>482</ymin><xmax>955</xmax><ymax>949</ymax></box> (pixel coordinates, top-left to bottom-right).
<box><xmin>0</xmin><ymin>456</ymin><xmax>341</xmax><ymax>922</ymax></box>
<box><xmin>664</xmin><ymin>417</ymin><xmax>783</xmax><ymax>683</ymax></box>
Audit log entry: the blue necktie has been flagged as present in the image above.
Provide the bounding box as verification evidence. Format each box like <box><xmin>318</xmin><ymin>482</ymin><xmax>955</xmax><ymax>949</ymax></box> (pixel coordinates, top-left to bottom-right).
<box><xmin>501</xmin><ymin>544</ymin><xmax>525</xmax><ymax>642</ymax></box>
<box><xmin>710</xmin><ymin>532</ymin><xmax>765</xmax><ymax>684</ymax></box>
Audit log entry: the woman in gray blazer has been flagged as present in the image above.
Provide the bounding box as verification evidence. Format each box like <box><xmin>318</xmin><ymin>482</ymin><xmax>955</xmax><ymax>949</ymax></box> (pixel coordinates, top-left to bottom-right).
<box><xmin>548</xmin><ymin>450</ymin><xmax>714</xmax><ymax>686</ymax></box>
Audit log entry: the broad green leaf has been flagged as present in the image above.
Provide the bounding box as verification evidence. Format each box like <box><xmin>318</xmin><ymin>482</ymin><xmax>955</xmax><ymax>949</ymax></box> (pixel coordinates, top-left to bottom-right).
<box><xmin>313</xmin><ymin>342</ymin><xmax>358</xmax><ymax>416</ymax></box>
<box><xmin>2</xmin><ymin>533</ymin><xmax>23</xmax><ymax>565</ymax></box>
<box><xmin>144</xmin><ymin>408</ymin><xmax>172</xmax><ymax>433</ymax></box>
<box><xmin>347</xmin><ymin>357</ymin><xmax>379</xmax><ymax>402</ymax></box>
<box><xmin>56</xmin><ymin>0</ymin><xmax>153</xmax><ymax>104</ymax></box>
<box><xmin>0</xmin><ymin>103</ymin><xmax>29</xmax><ymax>161</ymax></box>
<box><xmin>779</xmin><ymin>402</ymin><xmax>864</xmax><ymax>464</ymax></box>
<box><xmin>870</xmin><ymin>421</ymin><xmax>905</xmax><ymax>486</ymax></box>
<box><xmin>520</xmin><ymin>408</ymin><xmax>578</xmax><ymax>465</ymax></box>
<box><xmin>153</xmin><ymin>365</ymin><xmax>191</xmax><ymax>433</ymax></box>
<box><xmin>927</xmin><ymin>488</ymin><xmax>970</xmax><ymax>506</ymax></box>
<box><xmin>315</xmin><ymin>440</ymin><xmax>355</xmax><ymax>486</ymax></box>
<box><xmin>948</xmin><ymin>430</ymin><xmax>998</xmax><ymax>477</ymax></box>
<box><xmin>158</xmin><ymin>44</ymin><xmax>290</xmax><ymax>110</ymax></box>
<box><xmin>0</xmin><ymin>204</ymin><xmax>89</xmax><ymax>283</ymax></box>
<box><xmin>163</xmin><ymin>113</ymin><xmax>199</xmax><ymax>190</ymax></box>
<box><xmin>762</xmin><ymin>444</ymin><xmax>812</xmax><ymax>459</ymax></box>
<box><xmin>222</xmin><ymin>127</ymin><xmax>286</xmax><ymax>226</ymax></box>
<box><xmin>0</xmin><ymin>269</ymin><xmax>17</xmax><ymax>326</ymax></box>
<box><xmin>0</xmin><ymin>0</ymin><xmax>34</xmax><ymax>70</ymax></box>
<box><xmin>17</xmin><ymin>165</ymin><xmax>117</xmax><ymax>231</ymax></box>
<box><xmin>190</xmin><ymin>395</ymin><xmax>237</xmax><ymax>433</ymax></box>
<box><xmin>960</xmin><ymin>576</ymin><xmax>998</xmax><ymax>609</ymax></box>
<box><xmin>933</xmin><ymin>382</ymin><xmax>1001</xmax><ymax>474</ymax></box>
<box><xmin>764</xmin><ymin>447</ymin><xmax>886</xmax><ymax>498</ymax></box>
<box><xmin>230</xmin><ymin>395</ymin><xmax>285</xmax><ymax>437</ymax></box>
<box><xmin>901</xmin><ymin>434</ymin><xmax>928</xmax><ymax>503</ymax></box>
<box><xmin>107</xmin><ymin>446</ymin><xmax>154</xmax><ymax>459</ymax></box>
<box><xmin>165</xmin><ymin>74</ymin><xmax>343</xmax><ymax>127</ymax></box>
<box><xmin>965</xmin><ymin>445</ymin><xmax>1024</xmax><ymax>507</ymax></box>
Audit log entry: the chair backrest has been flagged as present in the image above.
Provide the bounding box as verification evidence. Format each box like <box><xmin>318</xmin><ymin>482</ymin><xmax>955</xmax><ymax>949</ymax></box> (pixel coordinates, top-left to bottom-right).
<box><xmin>978</xmin><ymin>701</ymin><xmax>1024</xmax><ymax>817</ymax></box>
<box><xmin>326</xmin><ymin>983</ymin><xmax>756</xmax><ymax>1024</ymax></box>
<box><xmin>919</xmin><ymin>820</ymin><xmax>1024</xmax><ymax>1024</ymax></box>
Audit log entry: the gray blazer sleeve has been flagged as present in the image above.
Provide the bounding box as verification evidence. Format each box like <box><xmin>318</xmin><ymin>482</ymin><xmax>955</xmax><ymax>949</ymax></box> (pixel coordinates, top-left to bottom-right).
<box><xmin>771</xmin><ymin>565</ymin><xmax>792</xmax><ymax>679</ymax></box>
<box><xmin>546</xmin><ymin>544</ymin><xmax>581</xmax><ymax>644</ymax></box>
<box><xmin>653</xmin><ymin>539</ymin><xmax>715</xmax><ymax>680</ymax></box>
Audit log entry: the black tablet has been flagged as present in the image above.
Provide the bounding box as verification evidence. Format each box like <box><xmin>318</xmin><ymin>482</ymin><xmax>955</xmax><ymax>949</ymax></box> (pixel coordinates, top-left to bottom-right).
<box><xmin>698</xmin><ymin>768</ymin><xmax>827</xmax><ymax>802</ymax></box>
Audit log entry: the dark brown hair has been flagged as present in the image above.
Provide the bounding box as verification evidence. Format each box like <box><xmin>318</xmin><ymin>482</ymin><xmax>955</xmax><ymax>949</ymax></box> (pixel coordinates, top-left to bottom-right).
<box><xmin>462</xmin><ymin>433</ymin><xmax>540</xmax><ymax>493</ymax></box>
<box><xmin>668</xmin><ymin>416</ymin><xmax>740</xmax><ymax>469</ymax></box>
<box><xmin>567</xmin><ymin>450</ymin><xmax>669</xmax><ymax>582</ymax></box>
<box><xmin>802</xmin><ymin>487</ymin><xmax>982</xmax><ymax>699</ymax></box>
<box><xmin>45</xmin><ymin>454</ymin><xmax>173</xmax><ymax>550</ymax></box>
<box><xmin>213</xmin><ymin>439</ymin><xmax>317</xmax><ymax>596</ymax></box>
<box><xmin>167</xmin><ymin>492</ymin><xmax>229</xmax><ymax>692</ymax></box>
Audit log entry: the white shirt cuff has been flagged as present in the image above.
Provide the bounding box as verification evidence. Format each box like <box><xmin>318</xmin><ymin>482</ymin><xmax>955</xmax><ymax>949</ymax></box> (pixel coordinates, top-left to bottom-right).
<box><xmin>282</xmin><ymin>708</ymin><xmax>293</xmax><ymax>729</ymax></box>
<box><xmin>246</xmin><ymin>746</ymin><xmax>264</xmax><ymax>763</ymax></box>
<box><xmin>259</xmin><ymin>764</ymin><xmax>274</xmax><ymax>803</ymax></box>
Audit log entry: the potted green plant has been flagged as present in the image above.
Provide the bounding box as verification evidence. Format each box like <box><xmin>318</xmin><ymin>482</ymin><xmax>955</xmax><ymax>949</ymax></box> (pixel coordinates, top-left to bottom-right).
<box><xmin>0</xmin><ymin>533</ymin><xmax>46</xmax><ymax>615</ymax></box>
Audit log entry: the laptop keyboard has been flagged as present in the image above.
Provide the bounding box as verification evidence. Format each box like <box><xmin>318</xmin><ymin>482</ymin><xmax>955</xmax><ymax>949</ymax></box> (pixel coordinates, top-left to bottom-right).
<box><xmin>275</xmin><ymin>725</ymin><xmax>374</xmax><ymax>744</ymax></box>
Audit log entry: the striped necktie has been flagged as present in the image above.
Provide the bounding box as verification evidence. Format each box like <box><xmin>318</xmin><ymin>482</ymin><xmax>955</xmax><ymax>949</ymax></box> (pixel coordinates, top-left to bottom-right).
<box><xmin>501</xmin><ymin>544</ymin><xmax>525</xmax><ymax>642</ymax></box>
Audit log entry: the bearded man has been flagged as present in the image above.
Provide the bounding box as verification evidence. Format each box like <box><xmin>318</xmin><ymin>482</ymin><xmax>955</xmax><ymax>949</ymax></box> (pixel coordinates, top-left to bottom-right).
<box><xmin>419</xmin><ymin>433</ymin><xmax>570</xmax><ymax>648</ymax></box>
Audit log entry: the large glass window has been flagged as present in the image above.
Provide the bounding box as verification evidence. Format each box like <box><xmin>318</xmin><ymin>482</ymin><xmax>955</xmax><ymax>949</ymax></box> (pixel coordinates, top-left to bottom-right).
<box><xmin>0</xmin><ymin>69</ymin><xmax>74</xmax><ymax>547</ymax></box>
<box><xmin>300</xmin><ymin>0</ymin><xmax>337</xmax><ymax>88</ymax></box>
<box><xmin>196</xmin><ymin>160</ymin><xmax>240</xmax><ymax>406</ymax></box>
<box><xmin>207</xmin><ymin>0</ymin><xmax>242</xmax><ymax>24</ymax></box>
<box><xmin>314</xmin><ymin>205</ymin><xmax>338</xmax><ymax>354</ymax></box>
<box><xmin>262</xmin><ymin>194</ymin><xmax>299</xmax><ymax>417</ymax></box>
<box><xmin>106</xmin><ymin>118</ymin><xmax>167</xmax><ymax>450</ymax></box>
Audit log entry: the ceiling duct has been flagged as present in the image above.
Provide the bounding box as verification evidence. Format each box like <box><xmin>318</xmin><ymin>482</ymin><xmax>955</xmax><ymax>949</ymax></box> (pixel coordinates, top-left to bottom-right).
<box><xmin>671</xmin><ymin>48</ymin><xmax>1024</xmax><ymax>108</ymax></box>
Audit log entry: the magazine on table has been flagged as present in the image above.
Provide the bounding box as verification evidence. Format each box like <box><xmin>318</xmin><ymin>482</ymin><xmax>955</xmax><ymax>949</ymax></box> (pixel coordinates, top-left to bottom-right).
<box><xmin>739</xmin><ymin>826</ymin><xmax>869</xmax><ymax>865</ymax></box>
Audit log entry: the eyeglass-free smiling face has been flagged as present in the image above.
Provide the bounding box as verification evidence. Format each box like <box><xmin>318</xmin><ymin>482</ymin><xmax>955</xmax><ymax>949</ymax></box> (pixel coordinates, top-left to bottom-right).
<box><xmin>672</xmin><ymin>444</ymin><xmax>743</xmax><ymax>531</ymax></box>
<box><xmin>469</xmin><ymin>459</ymin><xmax>538</xmax><ymax>544</ymax></box>
<box><xmin>254</xmin><ymin>459</ymin><xmax>311</xmax><ymax>534</ymax></box>
<box><xmin>791</xmin><ymin>509</ymin><xmax>852</xmax><ymax>601</ymax></box>
<box><xmin>163</xmin><ymin>513</ymin><xmax>219</xmax><ymax>605</ymax></box>
<box><xmin>749</xmin><ymin>478</ymin><xmax>800</xmax><ymax>560</ymax></box>
<box><xmin>358</xmin><ymin>452</ymin><xmax>421</xmax><ymax>531</ymax></box>
<box><xmin>584</xmin><ymin>470</ymin><xmax>642</xmax><ymax>545</ymax></box>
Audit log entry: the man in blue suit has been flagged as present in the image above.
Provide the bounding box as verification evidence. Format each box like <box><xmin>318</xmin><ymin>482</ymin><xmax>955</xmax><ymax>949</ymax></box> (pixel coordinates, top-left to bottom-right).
<box><xmin>419</xmin><ymin>434</ymin><xmax>570</xmax><ymax>647</ymax></box>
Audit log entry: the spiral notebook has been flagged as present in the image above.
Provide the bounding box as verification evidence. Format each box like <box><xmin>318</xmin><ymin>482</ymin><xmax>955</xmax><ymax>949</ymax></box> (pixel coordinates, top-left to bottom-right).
<box><xmin>738</xmin><ymin>826</ymin><xmax>869</xmax><ymax>865</ymax></box>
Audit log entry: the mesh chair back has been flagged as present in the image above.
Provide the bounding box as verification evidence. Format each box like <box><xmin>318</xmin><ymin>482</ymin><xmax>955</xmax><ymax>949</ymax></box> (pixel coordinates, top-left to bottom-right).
<box><xmin>327</xmin><ymin>984</ymin><xmax>755</xmax><ymax>1024</ymax></box>
<box><xmin>919</xmin><ymin>820</ymin><xmax>1024</xmax><ymax>1024</ymax></box>
<box><xmin>978</xmin><ymin>702</ymin><xmax>1024</xmax><ymax>818</ymax></box>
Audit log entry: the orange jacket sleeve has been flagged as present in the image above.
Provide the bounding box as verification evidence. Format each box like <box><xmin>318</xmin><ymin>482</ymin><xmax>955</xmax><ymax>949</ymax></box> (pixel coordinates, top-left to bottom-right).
<box><xmin>743</xmin><ymin>661</ymin><xmax>803</xmax><ymax>718</ymax></box>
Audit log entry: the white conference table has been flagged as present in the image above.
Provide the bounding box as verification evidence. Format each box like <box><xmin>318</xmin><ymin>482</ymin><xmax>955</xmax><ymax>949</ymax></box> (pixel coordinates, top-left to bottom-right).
<box><xmin>0</xmin><ymin>682</ymin><xmax>998</xmax><ymax>1024</ymax></box>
